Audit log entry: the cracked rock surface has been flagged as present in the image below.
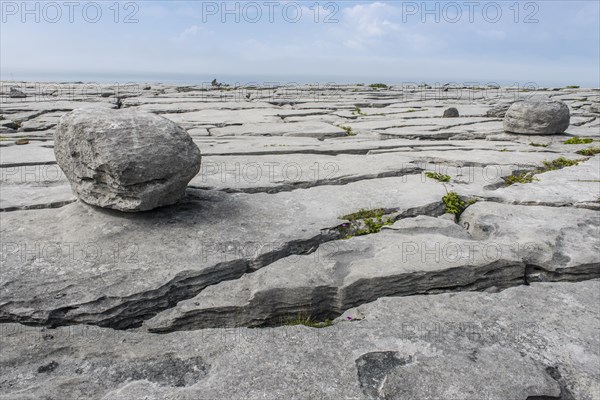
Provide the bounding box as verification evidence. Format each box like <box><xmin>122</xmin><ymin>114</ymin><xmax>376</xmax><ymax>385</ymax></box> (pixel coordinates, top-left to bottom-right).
<box><xmin>0</xmin><ymin>83</ymin><xmax>599</xmax><ymax>399</ymax></box>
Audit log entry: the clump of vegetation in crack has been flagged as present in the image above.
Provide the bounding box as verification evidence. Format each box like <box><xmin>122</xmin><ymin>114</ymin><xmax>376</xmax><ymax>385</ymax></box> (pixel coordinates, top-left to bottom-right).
<box><xmin>563</xmin><ymin>136</ymin><xmax>593</xmax><ymax>145</ymax></box>
<box><xmin>284</xmin><ymin>312</ymin><xmax>333</xmax><ymax>329</ymax></box>
<box><xmin>341</xmin><ymin>208</ymin><xmax>388</xmax><ymax>221</ymax></box>
<box><xmin>442</xmin><ymin>191</ymin><xmax>466</xmax><ymax>216</ymax></box>
<box><xmin>542</xmin><ymin>157</ymin><xmax>582</xmax><ymax>170</ymax></box>
<box><xmin>340</xmin><ymin>125</ymin><xmax>356</xmax><ymax>136</ymax></box>
<box><xmin>442</xmin><ymin>190</ymin><xmax>477</xmax><ymax>222</ymax></box>
<box><xmin>504</xmin><ymin>171</ymin><xmax>539</xmax><ymax>186</ymax></box>
<box><xmin>425</xmin><ymin>172</ymin><xmax>451</xmax><ymax>182</ymax></box>
<box><xmin>369</xmin><ymin>83</ymin><xmax>388</xmax><ymax>89</ymax></box>
<box><xmin>565</xmin><ymin>85</ymin><xmax>580</xmax><ymax>89</ymax></box>
<box><xmin>529</xmin><ymin>142</ymin><xmax>548</xmax><ymax>147</ymax></box>
<box><xmin>352</xmin><ymin>106</ymin><xmax>367</xmax><ymax>116</ymax></box>
<box><xmin>576</xmin><ymin>146</ymin><xmax>600</xmax><ymax>156</ymax></box>
<box><xmin>338</xmin><ymin>208</ymin><xmax>395</xmax><ymax>239</ymax></box>
<box><xmin>504</xmin><ymin>157</ymin><xmax>584</xmax><ymax>186</ymax></box>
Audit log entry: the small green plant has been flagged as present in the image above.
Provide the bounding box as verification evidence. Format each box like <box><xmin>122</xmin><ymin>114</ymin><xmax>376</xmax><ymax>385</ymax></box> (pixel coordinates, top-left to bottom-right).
<box><xmin>362</xmin><ymin>216</ymin><xmax>394</xmax><ymax>235</ymax></box>
<box><xmin>340</xmin><ymin>125</ymin><xmax>356</xmax><ymax>136</ymax></box>
<box><xmin>576</xmin><ymin>147</ymin><xmax>600</xmax><ymax>156</ymax></box>
<box><xmin>425</xmin><ymin>172</ymin><xmax>451</xmax><ymax>182</ymax></box>
<box><xmin>369</xmin><ymin>83</ymin><xmax>388</xmax><ymax>89</ymax></box>
<box><xmin>406</xmin><ymin>109</ymin><xmax>417</xmax><ymax>113</ymax></box>
<box><xmin>0</xmin><ymin>136</ymin><xmax>8</xmax><ymax>141</ymax></box>
<box><xmin>504</xmin><ymin>171</ymin><xmax>539</xmax><ymax>186</ymax></box>
<box><xmin>563</xmin><ymin>137</ymin><xmax>593</xmax><ymax>145</ymax></box>
<box><xmin>504</xmin><ymin>157</ymin><xmax>584</xmax><ymax>186</ymax></box>
<box><xmin>565</xmin><ymin>85</ymin><xmax>580</xmax><ymax>89</ymax></box>
<box><xmin>542</xmin><ymin>157</ymin><xmax>581</xmax><ymax>171</ymax></box>
<box><xmin>529</xmin><ymin>142</ymin><xmax>549</xmax><ymax>147</ymax></box>
<box><xmin>341</xmin><ymin>208</ymin><xmax>387</xmax><ymax>221</ymax></box>
<box><xmin>284</xmin><ymin>313</ymin><xmax>333</xmax><ymax>328</ymax></box>
<box><xmin>338</xmin><ymin>208</ymin><xmax>395</xmax><ymax>238</ymax></box>
<box><xmin>442</xmin><ymin>191</ymin><xmax>466</xmax><ymax>215</ymax></box>
<box><xmin>352</xmin><ymin>106</ymin><xmax>367</xmax><ymax>116</ymax></box>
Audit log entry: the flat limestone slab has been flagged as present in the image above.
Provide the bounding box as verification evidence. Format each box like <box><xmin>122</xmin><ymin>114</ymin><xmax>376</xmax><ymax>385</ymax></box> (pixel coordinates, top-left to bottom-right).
<box><xmin>460</xmin><ymin>202</ymin><xmax>600</xmax><ymax>278</ymax></box>
<box><xmin>146</xmin><ymin>202</ymin><xmax>600</xmax><ymax>332</ymax></box>
<box><xmin>488</xmin><ymin>156</ymin><xmax>600</xmax><ymax>207</ymax></box>
<box><xmin>0</xmin><ymin>175</ymin><xmax>446</xmax><ymax>329</ymax></box>
<box><xmin>1</xmin><ymin>280</ymin><xmax>598</xmax><ymax>400</ymax></box>
<box><xmin>209</xmin><ymin>121</ymin><xmax>346</xmax><ymax>139</ymax></box>
<box><xmin>145</xmin><ymin>216</ymin><xmax>524</xmax><ymax>331</ymax></box>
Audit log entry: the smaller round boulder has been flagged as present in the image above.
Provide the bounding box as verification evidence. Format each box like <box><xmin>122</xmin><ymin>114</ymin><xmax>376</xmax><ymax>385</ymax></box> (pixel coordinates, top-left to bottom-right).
<box><xmin>54</xmin><ymin>108</ymin><xmax>202</xmax><ymax>212</ymax></box>
<box><xmin>443</xmin><ymin>107</ymin><xmax>459</xmax><ymax>118</ymax></box>
<box><xmin>503</xmin><ymin>98</ymin><xmax>570</xmax><ymax>135</ymax></box>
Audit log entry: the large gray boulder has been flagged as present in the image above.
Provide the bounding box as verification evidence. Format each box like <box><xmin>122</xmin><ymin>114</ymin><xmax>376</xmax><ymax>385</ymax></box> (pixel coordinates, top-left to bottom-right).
<box><xmin>54</xmin><ymin>108</ymin><xmax>201</xmax><ymax>211</ymax></box>
<box><xmin>503</xmin><ymin>98</ymin><xmax>570</xmax><ymax>134</ymax></box>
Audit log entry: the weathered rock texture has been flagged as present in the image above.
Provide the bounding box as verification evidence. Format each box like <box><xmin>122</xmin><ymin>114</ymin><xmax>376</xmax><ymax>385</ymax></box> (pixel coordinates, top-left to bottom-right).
<box><xmin>503</xmin><ymin>97</ymin><xmax>571</xmax><ymax>134</ymax></box>
<box><xmin>442</xmin><ymin>107</ymin><xmax>459</xmax><ymax>117</ymax></box>
<box><xmin>54</xmin><ymin>108</ymin><xmax>201</xmax><ymax>211</ymax></box>
<box><xmin>1</xmin><ymin>82</ymin><xmax>599</xmax><ymax>400</ymax></box>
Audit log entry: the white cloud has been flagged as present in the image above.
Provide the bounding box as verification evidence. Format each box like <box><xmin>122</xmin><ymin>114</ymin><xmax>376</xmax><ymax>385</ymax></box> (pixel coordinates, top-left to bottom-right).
<box><xmin>343</xmin><ymin>2</ymin><xmax>400</xmax><ymax>38</ymax></box>
<box><xmin>173</xmin><ymin>25</ymin><xmax>213</xmax><ymax>42</ymax></box>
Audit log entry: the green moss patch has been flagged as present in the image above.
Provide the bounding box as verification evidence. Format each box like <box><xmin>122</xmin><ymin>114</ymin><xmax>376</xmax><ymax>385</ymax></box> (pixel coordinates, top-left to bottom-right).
<box><xmin>563</xmin><ymin>137</ymin><xmax>593</xmax><ymax>145</ymax></box>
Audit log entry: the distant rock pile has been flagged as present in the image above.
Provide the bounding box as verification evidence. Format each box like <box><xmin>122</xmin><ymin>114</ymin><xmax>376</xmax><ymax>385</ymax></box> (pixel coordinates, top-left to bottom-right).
<box><xmin>503</xmin><ymin>97</ymin><xmax>570</xmax><ymax>134</ymax></box>
<box><xmin>54</xmin><ymin>108</ymin><xmax>202</xmax><ymax>212</ymax></box>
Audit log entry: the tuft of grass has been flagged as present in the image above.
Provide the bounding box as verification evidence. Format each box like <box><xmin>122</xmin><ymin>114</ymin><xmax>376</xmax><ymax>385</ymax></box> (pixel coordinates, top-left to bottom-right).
<box><xmin>542</xmin><ymin>157</ymin><xmax>581</xmax><ymax>171</ymax></box>
<box><xmin>529</xmin><ymin>142</ymin><xmax>549</xmax><ymax>148</ymax></box>
<box><xmin>352</xmin><ymin>106</ymin><xmax>367</xmax><ymax>116</ymax></box>
<box><xmin>340</xmin><ymin>125</ymin><xmax>356</xmax><ymax>136</ymax></box>
<box><xmin>341</xmin><ymin>208</ymin><xmax>387</xmax><ymax>221</ymax></box>
<box><xmin>504</xmin><ymin>172</ymin><xmax>539</xmax><ymax>186</ymax></box>
<box><xmin>284</xmin><ymin>313</ymin><xmax>333</xmax><ymax>328</ymax></box>
<box><xmin>576</xmin><ymin>147</ymin><xmax>600</xmax><ymax>156</ymax></box>
<box><xmin>426</xmin><ymin>171</ymin><xmax>451</xmax><ymax>182</ymax></box>
<box><xmin>504</xmin><ymin>157</ymin><xmax>584</xmax><ymax>186</ymax></box>
<box><xmin>565</xmin><ymin>85</ymin><xmax>580</xmax><ymax>89</ymax></box>
<box><xmin>405</xmin><ymin>109</ymin><xmax>417</xmax><ymax>113</ymax></box>
<box><xmin>442</xmin><ymin>191</ymin><xmax>466</xmax><ymax>216</ymax></box>
<box><xmin>369</xmin><ymin>83</ymin><xmax>388</xmax><ymax>89</ymax></box>
<box><xmin>338</xmin><ymin>208</ymin><xmax>395</xmax><ymax>238</ymax></box>
<box><xmin>563</xmin><ymin>137</ymin><xmax>593</xmax><ymax>145</ymax></box>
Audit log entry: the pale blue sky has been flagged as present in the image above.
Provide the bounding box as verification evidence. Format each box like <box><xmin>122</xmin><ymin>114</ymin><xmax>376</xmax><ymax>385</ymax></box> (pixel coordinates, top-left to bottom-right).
<box><xmin>1</xmin><ymin>1</ymin><xmax>599</xmax><ymax>86</ymax></box>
